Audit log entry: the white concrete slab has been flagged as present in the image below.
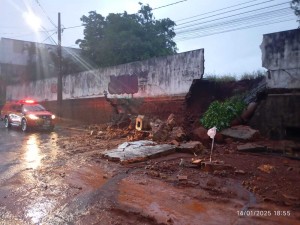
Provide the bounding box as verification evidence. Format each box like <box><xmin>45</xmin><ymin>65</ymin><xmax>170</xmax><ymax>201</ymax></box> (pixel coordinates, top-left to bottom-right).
<box><xmin>102</xmin><ymin>140</ymin><xmax>203</xmax><ymax>163</ymax></box>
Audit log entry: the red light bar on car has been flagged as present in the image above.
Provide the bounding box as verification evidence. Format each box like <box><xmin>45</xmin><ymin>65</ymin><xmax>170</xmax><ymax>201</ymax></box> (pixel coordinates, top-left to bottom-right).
<box><xmin>24</xmin><ymin>99</ymin><xmax>35</xmax><ymax>104</ymax></box>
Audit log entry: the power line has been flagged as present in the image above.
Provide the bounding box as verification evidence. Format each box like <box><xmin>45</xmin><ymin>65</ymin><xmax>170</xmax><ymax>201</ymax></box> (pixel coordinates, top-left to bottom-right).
<box><xmin>175</xmin><ymin>10</ymin><xmax>293</xmax><ymax>40</ymax></box>
<box><xmin>175</xmin><ymin>0</ymin><xmax>263</xmax><ymax>22</ymax></box>
<box><xmin>34</xmin><ymin>0</ymin><xmax>57</xmax><ymax>28</ymax></box>
<box><xmin>176</xmin><ymin>14</ymin><xmax>294</xmax><ymax>40</ymax></box>
<box><xmin>62</xmin><ymin>25</ymin><xmax>84</xmax><ymax>31</ymax></box>
<box><xmin>176</xmin><ymin>7</ymin><xmax>292</xmax><ymax>36</ymax></box>
<box><xmin>176</xmin><ymin>0</ymin><xmax>275</xmax><ymax>26</ymax></box>
<box><xmin>42</xmin><ymin>31</ymin><xmax>57</xmax><ymax>43</ymax></box>
<box><xmin>175</xmin><ymin>1</ymin><xmax>290</xmax><ymax>30</ymax></box>
<box><xmin>175</xmin><ymin>18</ymin><xmax>294</xmax><ymax>42</ymax></box>
<box><xmin>152</xmin><ymin>0</ymin><xmax>187</xmax><ymax>10</ymax></box>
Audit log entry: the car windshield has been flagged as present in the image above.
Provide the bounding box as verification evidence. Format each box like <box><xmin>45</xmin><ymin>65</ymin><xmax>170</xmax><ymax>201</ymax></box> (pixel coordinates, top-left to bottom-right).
<box><xmin>23</xmin><ymin>104</ymin><xmax>46</xmax><ymax>112</ymax></box>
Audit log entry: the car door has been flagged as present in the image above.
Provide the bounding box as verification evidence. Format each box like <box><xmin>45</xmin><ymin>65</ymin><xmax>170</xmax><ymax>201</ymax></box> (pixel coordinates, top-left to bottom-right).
<box><xmin>10</xmin><ymin>104</ymin><xmax>23</xmax><ymax>126</ymax></box>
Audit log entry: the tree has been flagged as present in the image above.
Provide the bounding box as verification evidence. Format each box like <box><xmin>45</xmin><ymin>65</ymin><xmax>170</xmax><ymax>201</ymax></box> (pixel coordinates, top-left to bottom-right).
<box><xmin>76</xmin><ymin>3</ymin><xmax>177</xmax><ymax>67</ymax></box>
<box><xmin>291</xmin><ymin>0</ymin><xmax>300</xmax><ymax>24</ymax></box>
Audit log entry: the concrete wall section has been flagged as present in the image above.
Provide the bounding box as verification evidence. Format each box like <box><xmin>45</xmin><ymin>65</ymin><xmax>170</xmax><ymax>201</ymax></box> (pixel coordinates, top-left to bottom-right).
<box><xmin>6</xmin><ymin>49</ymin><xmax>204</xmax><ymax>101</ymax></box>
<box><xmin>6</xmin><ymin>77</ymin><xmax>57</xmax><ymax>101</ymax></box>
<box><xmin>250</xmin><ymin>94</ymin><xmax>300</xmax><ymax>139</ymax></box>
<box><xmin>261</xmin><ymin>29</ymin><xmax>300</xmax><ymax>89</ymax></box>
<box><xmin>0</xmin><ymin>38</ymin><xmax>28</xmax><ymax>66</ymax></box>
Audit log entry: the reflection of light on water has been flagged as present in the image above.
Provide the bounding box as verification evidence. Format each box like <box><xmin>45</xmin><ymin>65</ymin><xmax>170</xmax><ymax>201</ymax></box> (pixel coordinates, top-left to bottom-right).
<box><xmin>26</xmin><ymin>198</ymin><xmax>55</xmax><ymax>224</ymax></box>
<box><xmin>25</xmin><ymin>135</ymin><xmax>41</xmax><ymax>169</ymax></box>
<box><xmin>49</xmin><ymin>132</ymin><xmax>58</xmax><ymax>158</ymax></box>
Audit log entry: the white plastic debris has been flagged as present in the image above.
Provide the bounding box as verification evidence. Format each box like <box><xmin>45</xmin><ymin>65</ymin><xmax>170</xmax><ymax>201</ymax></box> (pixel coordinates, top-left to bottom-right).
<box><xmin>207</xmin><ymin>126</ymin><xmax>217</xmax><ymax>162</ymax></box>
<box><xmin>207</xmin><ymin>126</ymin><xmax>217</xmax><ymax>139</ymax></box>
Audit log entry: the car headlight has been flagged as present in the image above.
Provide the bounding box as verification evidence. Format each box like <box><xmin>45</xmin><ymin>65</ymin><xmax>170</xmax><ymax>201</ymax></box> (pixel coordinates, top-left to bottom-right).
<box><xmin>28</xmin><ymin>114</ymin><xmax>39</xmax><ymax>120</ymax></box>
<box><xmin>51</xmin><ymin>115</ymin><xmax>56</xmax><ymax>119</ymax></box>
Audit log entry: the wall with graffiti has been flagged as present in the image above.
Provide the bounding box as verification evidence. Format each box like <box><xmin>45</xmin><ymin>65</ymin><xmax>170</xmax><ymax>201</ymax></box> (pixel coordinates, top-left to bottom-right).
<box><xmin>6</xmin><ymin>49</ymin><xmax>204</xmax><ymax>101</ymax></box>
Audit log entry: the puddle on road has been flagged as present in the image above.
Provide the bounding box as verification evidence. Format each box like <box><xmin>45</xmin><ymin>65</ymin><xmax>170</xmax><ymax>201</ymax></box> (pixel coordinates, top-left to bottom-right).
<box><xmin>22</xmin><ymin>132</ymin><xmax>59</xmax><ymax>170</ymax></box>
<box><xmin>65</xmin><ymin>163</ymin><xmax>110</xmax><ymax>191</ymax></box>
<box><xmin>24</xmin><ymin>135</ymin><xmax>42</xmax><ymax>170</ymax></box>
<box><xmin>118</xmin><ymin>176</ymin><xmax>235</xmax><ymax>225</ymax></box>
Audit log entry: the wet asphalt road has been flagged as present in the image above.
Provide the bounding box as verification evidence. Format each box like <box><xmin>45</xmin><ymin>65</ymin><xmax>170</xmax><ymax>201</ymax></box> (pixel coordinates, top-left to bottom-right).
<box><xmin>0</xmin><ymin>122</ymin><xmax>82</xmax><ymax>224</ymax></box>
<box><xmin>0</xmin><ymin>123</ymin><xmax>73</xmax><ymax>178</ymax></box>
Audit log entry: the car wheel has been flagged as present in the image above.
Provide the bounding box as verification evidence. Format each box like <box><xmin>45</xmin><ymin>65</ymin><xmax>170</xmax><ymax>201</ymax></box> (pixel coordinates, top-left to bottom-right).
<box><xmin>4</xmin><ymin>117</ymin><xmax>11</xmax><ymax>128</ymax></box>
<box><xmin>21</xmin><ymin>119</ymin><xmax>28</xmax><ymax>132</ymax></box>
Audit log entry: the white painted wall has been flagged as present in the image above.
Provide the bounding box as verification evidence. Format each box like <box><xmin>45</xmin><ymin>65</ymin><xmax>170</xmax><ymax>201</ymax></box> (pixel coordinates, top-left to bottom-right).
<box><xmin>0</xmin><ymin>38</ymin><xmax>28</xmax><ymax>66</ymax></box>
<box><xmin>261</xmin><ymin>29</ymin><xmax>300</xmax><ymax>89</ymax></box>
<box><xmin>6</xmin><ymin>49</ymin><xmax>204</xmax><ymax>101</ymax></box>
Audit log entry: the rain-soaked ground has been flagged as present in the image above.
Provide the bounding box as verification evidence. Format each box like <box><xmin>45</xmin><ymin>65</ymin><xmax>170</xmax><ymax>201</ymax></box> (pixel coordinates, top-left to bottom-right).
<box><xmin>0</xmin><ymin>123</ymin><xmax>299</xmax><ymax>225</ymax></box>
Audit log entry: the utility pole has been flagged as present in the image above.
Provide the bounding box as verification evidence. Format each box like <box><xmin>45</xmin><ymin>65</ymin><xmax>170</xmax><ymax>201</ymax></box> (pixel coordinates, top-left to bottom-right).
<box><xmin>57</xmin><ymin>12</ymin><xmax>62</xmax><ymax>117</ymax></box>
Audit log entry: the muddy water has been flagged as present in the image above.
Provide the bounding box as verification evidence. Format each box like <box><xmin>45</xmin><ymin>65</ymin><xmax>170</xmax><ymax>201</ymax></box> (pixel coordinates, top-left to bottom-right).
<box><xmin>1</xmin><ymin>126</ymin><xmax>300</xmax><ymax>224</ymax></box>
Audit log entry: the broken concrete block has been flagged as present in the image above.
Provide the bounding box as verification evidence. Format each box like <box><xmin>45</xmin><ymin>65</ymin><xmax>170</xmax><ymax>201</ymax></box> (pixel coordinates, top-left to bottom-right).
<box><xmin>215</xmin><ymin>132</ymin><xmax>224</xmax><ymax>143</ymax></box>
<box><xmin>170</xmin><ymin>126</ymin><xmax>187</xmax><ymax>142</ymax></box>
<box><xmin>237</xmin><ymin>143</ymin><xmax>267</xmax><ymax>152</ymax></box>
<box><xmin>257</xmin><ymin>164</ymin><xmax>274</xmax><ymax>173</ymax></box>
<box><xmin>176</xmin><ymin>141</ymin><xmax>204</xmax><ymax>154</ymax></box>
<box><xmin>221</xmin><ymin>125</ymin><xmax>260</xmax><ymax>141</ymax></box>
<box><xmin>166</xmin><ymin>113</ymin><xmax>177</xmax><ymax>129</ymax></box>
<box><xmin>191</xmin><ymin>126</ymin><xmax>210</xmax><ymax>146</ymax></box>
<box><xmin>177</xmin><ymin>175</ymin><xmax>188</xmax><ymax>181</ymax></box>
<box><xmin>191</xmin><ymin>158</ymin><xmax>202</xmax><ymax>165</ymax></box>
<box><xmin>135</xmin><ymin>115</ymin><xmax>150</xmax><ymax>131</ymax></box>
<box><xmin>151</xmin><ymin>122</ymin><xmax>170</xmax><ymax>141</ymax></box>
<box><xmin>102</xmin><ymin>141</ymin><xmax>176</xmax><ymax>163</ymax></box>
<box><xmin>234</xmin><ymin>169</ymin><xmax>246</xmax><ymax>175</ymax></box>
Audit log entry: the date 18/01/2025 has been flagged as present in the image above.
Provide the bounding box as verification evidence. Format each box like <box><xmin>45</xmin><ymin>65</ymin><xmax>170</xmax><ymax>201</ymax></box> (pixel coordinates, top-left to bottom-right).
<box><xmin>237</xmin><ymin>210</ymin><xmax>291</xmax><ymax>217</ymax></box>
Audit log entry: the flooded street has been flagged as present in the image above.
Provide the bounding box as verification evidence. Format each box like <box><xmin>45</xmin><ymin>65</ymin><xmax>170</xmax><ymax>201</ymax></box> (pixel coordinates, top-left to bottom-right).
<box><xmin>0</xmin><ymin>124</ymin><xmax>299</xmax><ymax>225</ymax></box>
<box><xmin>0</xmin><ymin>124</ymin><xmax>78</xmax><ymax>224</ymax></box>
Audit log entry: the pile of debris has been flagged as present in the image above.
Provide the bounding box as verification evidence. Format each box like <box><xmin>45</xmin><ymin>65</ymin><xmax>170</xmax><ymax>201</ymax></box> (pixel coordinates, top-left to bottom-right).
<box><xmin>87</xmin><ymin>113</ymin><xmax>188</xmax><ymax>143</ymax></box>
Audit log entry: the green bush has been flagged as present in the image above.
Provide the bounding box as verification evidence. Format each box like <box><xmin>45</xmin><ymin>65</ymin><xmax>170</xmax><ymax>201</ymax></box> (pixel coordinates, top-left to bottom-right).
<box><xmin>200</xmin><ymin>98</ymin><xmax>246</xmax><ymax>131</ymax></box>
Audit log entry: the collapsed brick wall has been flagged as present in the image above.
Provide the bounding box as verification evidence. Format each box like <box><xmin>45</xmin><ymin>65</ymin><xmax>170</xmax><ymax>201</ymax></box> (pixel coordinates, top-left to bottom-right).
<box><xmin>40</xmin><ymin>77</ymin><xmax>264</xmax><ymax>126</ymax></box>
<box><xmin>41</xmin><ymin>98</ymin><xmax>114</xmax><ymax>124</ymax></box>
<box><xmin>184</xmin><ymin>78</ymin><xmax>264</xmax><ymax>122</ymax></box>
<box><xmin>41</xmin><ymin>96</ymin><xmax>186</xmax><ymax>124</ymax></box>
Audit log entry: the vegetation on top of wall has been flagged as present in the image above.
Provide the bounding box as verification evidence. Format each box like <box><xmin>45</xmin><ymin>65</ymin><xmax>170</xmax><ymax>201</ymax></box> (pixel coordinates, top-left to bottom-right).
<box><xmin>200</xmin><ymin>97</ymin><xmax>246</xmax><ymax>131</ymax></box>
<box><xmin>239</xmin><ymin>70</ymin><xmax>265</xmax><ymax>81</ymax></box>
<box><xmin>204</xmin><ymin>70</ymin><xmax>265</xmax><ymax>83</ymax></box>
<box><xmin>205</xmin><ymin>74</ymin><xmax>237</xmax><ymax>82</ymax></box>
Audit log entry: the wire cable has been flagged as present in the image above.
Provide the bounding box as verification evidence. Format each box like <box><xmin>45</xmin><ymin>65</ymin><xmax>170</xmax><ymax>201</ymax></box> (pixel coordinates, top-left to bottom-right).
<box><xmin>152</xmin><ymin>0</ymin><xmax>187</xmax><ymax>10</ymax></box>
<box><xmin>176</xmin><ymin>7</ymin><xmax>292</xmax><ymax>36</ymax></box>
<box><xmin>34</xmin><ymin>0</ymin><xmax>57</xmax><ymax>28</ymax></box>
<box><xmin>176</xmin><ymin>0</ymin><xmax>275</xmax><ymax>26</ymax></box>
<box><xmin>176</xmin><ymin>1</ymin><xmax>290</xmax><ymax>30</ymax></box>
<box><xmin>175</xmin><ymin>18</ymin><xmax>295</xmax><ymax>41</ymax></box>
<box><xmin>176</xmin><ymin>0</ymin><xmax>263</xmax><ymax>22</ymax></box>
